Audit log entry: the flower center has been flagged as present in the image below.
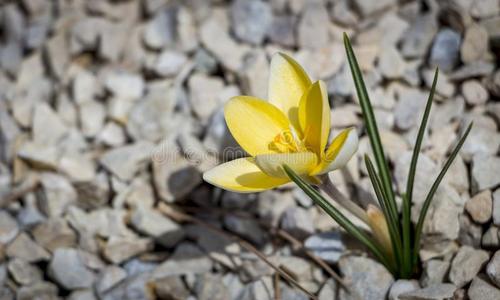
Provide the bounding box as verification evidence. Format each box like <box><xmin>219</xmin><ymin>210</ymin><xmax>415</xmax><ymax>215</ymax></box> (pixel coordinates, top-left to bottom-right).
<box><xmin>268</xmin><ymin>130</ymin><xmax>306</xmax><ymax>153</ymax></box>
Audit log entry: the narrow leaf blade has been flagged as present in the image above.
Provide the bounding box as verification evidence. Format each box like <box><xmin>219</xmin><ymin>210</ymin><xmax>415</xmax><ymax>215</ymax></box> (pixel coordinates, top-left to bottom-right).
<box><xmin>284</xmin><ymin>165</ymin><xmax>396</xmax><ymax>274</ymax></box>
<box><xmin>413</xmin><ymin>123</ymin><xmax>473</xmax><ymax>265</ymax></box>
<box><xmin>343</xmin><ymin>33</ymin><xmax>399</xmax><ymax>226</ymax></box>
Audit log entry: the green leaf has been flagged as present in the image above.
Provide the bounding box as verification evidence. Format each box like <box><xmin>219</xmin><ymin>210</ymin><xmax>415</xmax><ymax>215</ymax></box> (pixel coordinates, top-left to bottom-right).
<box><xmin>343</xmin><ymin>33</ymin><xmax>399</xmax><ymax>231</ymax></box>
<box><xmin>413</xmin><ymin>123</ymin><xmax>473</xmax><ymax>265</ymax></box>
<box><xmin>401</xmin><ymin>193</ymin><xmax>411</xmax><ymax>278</ymax></box>
<box><xmin>284</xmin><ymin>165</ymin><xmax>396</xmax><ymax>274</ymax></box>
<box><xmin>364</xmin><ymin>155</ymin><xmax>402</xmax><ymax>273</ymax></box>
<box><xmin>404</xmin><ymin>68</ymin><xmax>438</xmax><ymax>277</ymax></box>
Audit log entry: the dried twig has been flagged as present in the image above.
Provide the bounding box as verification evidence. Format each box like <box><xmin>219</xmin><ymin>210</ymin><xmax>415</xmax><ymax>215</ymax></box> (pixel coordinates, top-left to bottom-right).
<box><xmin>174</xmin><ymin>205</ymin><xmax>349</xmax><ymax>289</ymax></box>
<box><xmin>158</xmin><ymin>203</ymin><xmax>318</xmax><ymax>300</ymax></box>
<box><xmin>274</xmin><ymin>272</ymin><xmax>281</xmax><ymax>300</ymax></box>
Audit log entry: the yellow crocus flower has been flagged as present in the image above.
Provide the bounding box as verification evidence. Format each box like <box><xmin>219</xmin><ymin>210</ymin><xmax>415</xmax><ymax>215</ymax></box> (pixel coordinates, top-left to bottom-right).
<box><xmin>203</xmin><ymin>53</ymin><xmax>358</xmax><ymax>193</ymax></box>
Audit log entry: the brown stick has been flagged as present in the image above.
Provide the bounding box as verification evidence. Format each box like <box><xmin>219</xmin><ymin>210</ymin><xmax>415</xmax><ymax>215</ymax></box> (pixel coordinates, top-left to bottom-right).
<box><xmin>274</xmin><ymin>272</ymin><xmax>281</xmax><ymax>300</ymax></box>
<box><xmin>158</xmin><ymin>203</ymin><xmax>318</xmax><ymax>300</ymax></box>
<box><xmin>167</xmin><ymin>204</ymin><xmax>350</xmax><ymax>291</ymax></box>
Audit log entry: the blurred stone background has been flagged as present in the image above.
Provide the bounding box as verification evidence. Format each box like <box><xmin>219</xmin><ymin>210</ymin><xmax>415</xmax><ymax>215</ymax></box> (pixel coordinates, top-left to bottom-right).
<box><xmin>0</xmin><ymin>0</ymin><xmax>500</xmax><ymax>299</ymax></box>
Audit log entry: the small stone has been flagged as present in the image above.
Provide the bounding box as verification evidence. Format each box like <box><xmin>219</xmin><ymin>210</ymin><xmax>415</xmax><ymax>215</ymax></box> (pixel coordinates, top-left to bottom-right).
<box><xmin>462</xmin><ymin>80</ymin><xmax>489</xmax><ymax>105</ymax></box>
<box><xmin>394</xmin><ymin>89</ymin><xmax>427</xmax><ymax>130</ymax></box>
<box><xmin>49</xmin><ymin>248</ymin><xmax>95</xmax><ymax>290</ymax></box>
<box><xmin>195</xmin><ymin>274</ymin><xmax>230</xmax><ymax>300</ymax></box>
<box><xmin>420</xmin><ymin>260</ymin><xmax>450</xmax><ymax>287</ymax></box>
<box><xmin>318</xmin><ymin>278</ymin><xmax>337</xmax><ymax>300</ymax></box>
<box><xmin>459</xmin><ymin>214</ymin><xmax>483</xmax><ymax>248</ymax></box>
<box><xmin>39</xmin><ymin>172</ymin><xmax>77</xmax><ymax>217</ymax></box>
<box><xmin>99</xmin><ymin>141</ymin><xmax>155</xmax><ymax>181</ymax></box>
<box><xmin>462</xmin><ymin>126</ymin><xmax>500</xmax><ymax>160</ymax></box>
<box><xmin>130</xmin><ymin>207</ymin><xmax>185</xmax><ymax>247</ymax></box>
<box><xmin>104</xmin><ymin>71</ymin><xmax>145</xmax><ymax>100</ymax></box>
<box><xmin>17</xmin><ymin>141</ymin><xmax>59</xmax><ymax>169</ymax></box>
<box><xmin>297</xmin><ymin>3</ymin><xmax>330</xmax><ymax>49</ymax></box>
<box><xmin>468</xmin><ymin>275</ymin><xmax>500</xmax><ymax>300</ymax></box>
<box><xmin>295</xmin><ymin>44</ymin><xmax>345</xmax><ymax>79</ymax></box>
<box><xmin>72</xmin><ymin>70</ymin><xmax>99</xmax><ymax>104</ymax></box>
<box><xmin>422</xmin><ymin>70</ymin><xmax>456</xmax><ymax>98</ymax></box>
<box><xmin>304</xmin><ymin>232</ymin><xmax>345</xmax><ymax>263</ymax></box>
<box><xmin>95</xmin><ymin>266</ymin><xmax>127</xmax><ymax>295</ymax></box>
<box><xmin>58</xmin><ymin>152</ymin><xmax>96</xmax><ymax>182</ymax></box>
<box><xmin>394</xmin><ymin>152</ymin><xmax>437</xmax><ymax>206</ymax></box>
<box><xmin>153</xmin><ymin>243</ymin><xmax>212</xmax><ymax>278</ymax></box>
<box><xmin>378</xmin><ymin>47</ymin><xmax>407</xmax><ymax>79</ymax></box>
<box><xmin>280</xmin><ymin>207</ymin><xmax>315</xmax><ymax>240</ymax></box>
<box><xmin>429</xmin><ymin>29</ymin><xmax>461</xmax><ymax>72</ymax></box>
<box><xmin>32</xmin><ymin>218</ymin><xmax>77</xmax><ymax>252</ymax></box>
<box><xmin>152</xmin><ymin>145</ymin><xmax>202</xmax><ymax>202</ymax></box>
<box><xmin>8</xmin><ymin>258</ymin><xmax>42</xmax><ymax>286</ymax></box>
<box><xmin>101</xmin><ymin>271</ymin><xmax>155</xmax><ymax>300</ymax></box>
<box><xmin>238</xmin><ymin>50</ymin><xmax>269</xmax><ymax>99</ymax></box>
<box><xmin>188</xmin><ymin>73</ymin><xmax>225</xmax><ymax>121</ymax></box>
<box><xmin>96</xmin><ymin>122</ymin><xmax>126</xmax><ymax>147</ymax></box>
<box><xmin>470</xmin><ymin>0</ymin><xmax>500</xmax><ymax>18</ymax></box>
<box><xmin>494</xmin><ymin>189</ymin><xmax>500</xmax><ymax>225</ymax></box>
<box><xmin>68</xmin><ymin>289</ymin><xmax>96</xmax><ymax>300</ymax></box>
<box><xmin>449</xmin><ymin>61</ymin><xmax>495</xmax><ymax>81</ymax></box>
<box><xmin>153</xmin><ymin>50</ymin><xmax>188</xmax><ymax>77</ymax></box>
<box><xmin>0</xmin><ymin>211</ymin><xmax>19</xmax><ymax>244</ymax></box>
<box><xmin>400</xmin><ymin>14</ymin><xmax>438</xmax><ymax>59</ymax></box>
<box><xmin>389</xmin><ymin>280</ymin><xmax>420</xmax><ymax>300</ymax></box>
<box><xmin>70</xmin><ymin>17</ymin><xmax>105</xmax><ymax>53</ymax></box>
<box><xmin>399</xmin><ymin>283</ymin><xmax>457</xmax><ymax>300</ymax></box>
<box><xmin>338</xmin><ymin>256</ymin><xmax>394</xmax><ymax>300</ymax></box>
<box><xmin>487</xmin><ymin>251</ymin><xmax>500</xmax><ymax>288</ymax></box>
<box><xmin>482</xmin><ymin>226</ymin><xmax>500</xmax><ymax>248</ymax></box>
<box><xmin>17</xmin><ymin>281</ymin><xmax>59</xmax><ymax>300</ymax></box>
<box><xmin>472</xmin><ymin>155</ymin><xmax>500</xmax><ymax>191</ymax></box>
<box><xmin>461</xmin><ymin>24</ymin><xmax>489</xmax><ymax>63</ymax></box>
<box><xmin>143</xmin><ymin>8</ymin><xmax>176</xmax><ymax>50</ymax></box>
<box><xmin>6</xmin><ymin>233</ymin><xmax>50</xmax><ymax>262</ymax></box>
<box><xmin>267</xmin><ymin>15</ymin><xmax>296</xmax><ymax>47</ymax></box>
<box><xmin>230</xmin><ymin>0</ymin><xmax>272</xmax><ymax>45</ymax></box>
<box><xmin>193</xmin><ymin>48</ymin><xmax>218</xmax><ymax>73</ymax></box>
<box><xmin>449</xmin><ymin>246</ymin><xmax>489</xmax><ymax>287</ymax></box>
<box><xmin>466</xmin><ymin>190</ymin><xmax>493</xmax><ymax>224</ymax></box>
<box><xmin>257</xmin><ymin>190</ymin><xmax>295</xmax><ymax>227</ymax></box>
<box><xmin>79</xmin><ymin>100</ymin><xmax>106</xmax><ymax>138</ymax></box>
<box><xmin>32</xmin><ymin>102</ymin><xmax>68</xmax><ymax>145</ymax></box>
<box><xmin>200</xmin><ymin>11</ymin><xmax>250</xmax><ymax>73</ymax></box>
<box><xmin>353</xmin><ymin>0</ymin><xmax>396</xmax><ymax>17</ymax></box>
<box><xmin>153</xmin><ymin>276</ymin><xmax>190</xmax><ymax>300</ymax></box>
<box><xmin>45</xmin><ymin>33</ymin><xmax>68</xmax><ymax>79</ymax></box>
<box><xmin>224</xmin><ymin>214</ymin><xmax>266</xmax><ymax>246</ymax></box>
<box><xmin>126</xmin><ymin>82</ymin><xmax>176</xmax><ymax>142</ymax></box>
<box><xmin>103</xmin><ymin>236</ymin><xmax>153</xmax><ymax>264</ymax></box>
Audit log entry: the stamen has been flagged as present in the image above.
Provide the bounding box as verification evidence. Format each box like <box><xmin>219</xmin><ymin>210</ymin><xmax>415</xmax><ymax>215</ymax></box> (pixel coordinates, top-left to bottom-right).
<box><xmin>268</xmin><ymin>130</ymin><xmax>306</xmax><ymax>153</ymax></box>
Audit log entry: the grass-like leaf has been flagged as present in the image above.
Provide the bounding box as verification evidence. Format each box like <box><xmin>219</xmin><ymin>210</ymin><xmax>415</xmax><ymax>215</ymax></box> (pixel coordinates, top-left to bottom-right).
<box><xmin>403</xmin><ymin>68</ymin><xmax>438</xmax><ymax>277</ymax></box>
<box><xmin>283</xmin><ymin>165</ymin><xmax>396</xmax><ymax>274</ymax></box>
<box><xmin>364</xmin><ymin>155</ymin><xmax>401</xmax><ymax>272</ymax></box>
<box><xmin>412</xmin><ymin>123</ymin><xmax>473</xmax><ymax>265</ymax></box>
<box><xmin>344</xmin><ymin>33</ymin><xmax>402</xmax><ymax>265</ymax></box>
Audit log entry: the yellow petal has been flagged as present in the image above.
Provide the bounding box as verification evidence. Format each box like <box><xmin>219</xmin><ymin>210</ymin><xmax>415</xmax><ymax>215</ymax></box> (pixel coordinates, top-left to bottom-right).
<box><xmin>313</xmin><ymin>128</ymin><xmax>358</xmax><ymax>174</ymax></box>
<box><xmin>224</xmin><ymin>96</ymin><xmax>290</xmax><ymax>156</ymax></box>
<box><xmin>268</xmin><ymin>52</ymin><xmax>312</xmax><ymax>132</ymax></box>
<box><xmin>298</xmin><ymin>80</ymin><xmax>331</xmax><ymax>155</ymax></box>
<box><xmin>203</xmin><ymin>157</ymin><xmax>289</xmax><ymax>193</ymax></box>
<box><xmin>255</xmin><ymin>152</ymin><xmax>317</xmax><ymax>178</ymax></box>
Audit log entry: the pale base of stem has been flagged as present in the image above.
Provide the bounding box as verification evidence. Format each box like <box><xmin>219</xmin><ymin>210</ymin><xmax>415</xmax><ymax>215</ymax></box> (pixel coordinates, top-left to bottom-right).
<box><xmin>317</xmin><ymin>174</ymin><xmax>370</xmax><ymax>225</ymax></box>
